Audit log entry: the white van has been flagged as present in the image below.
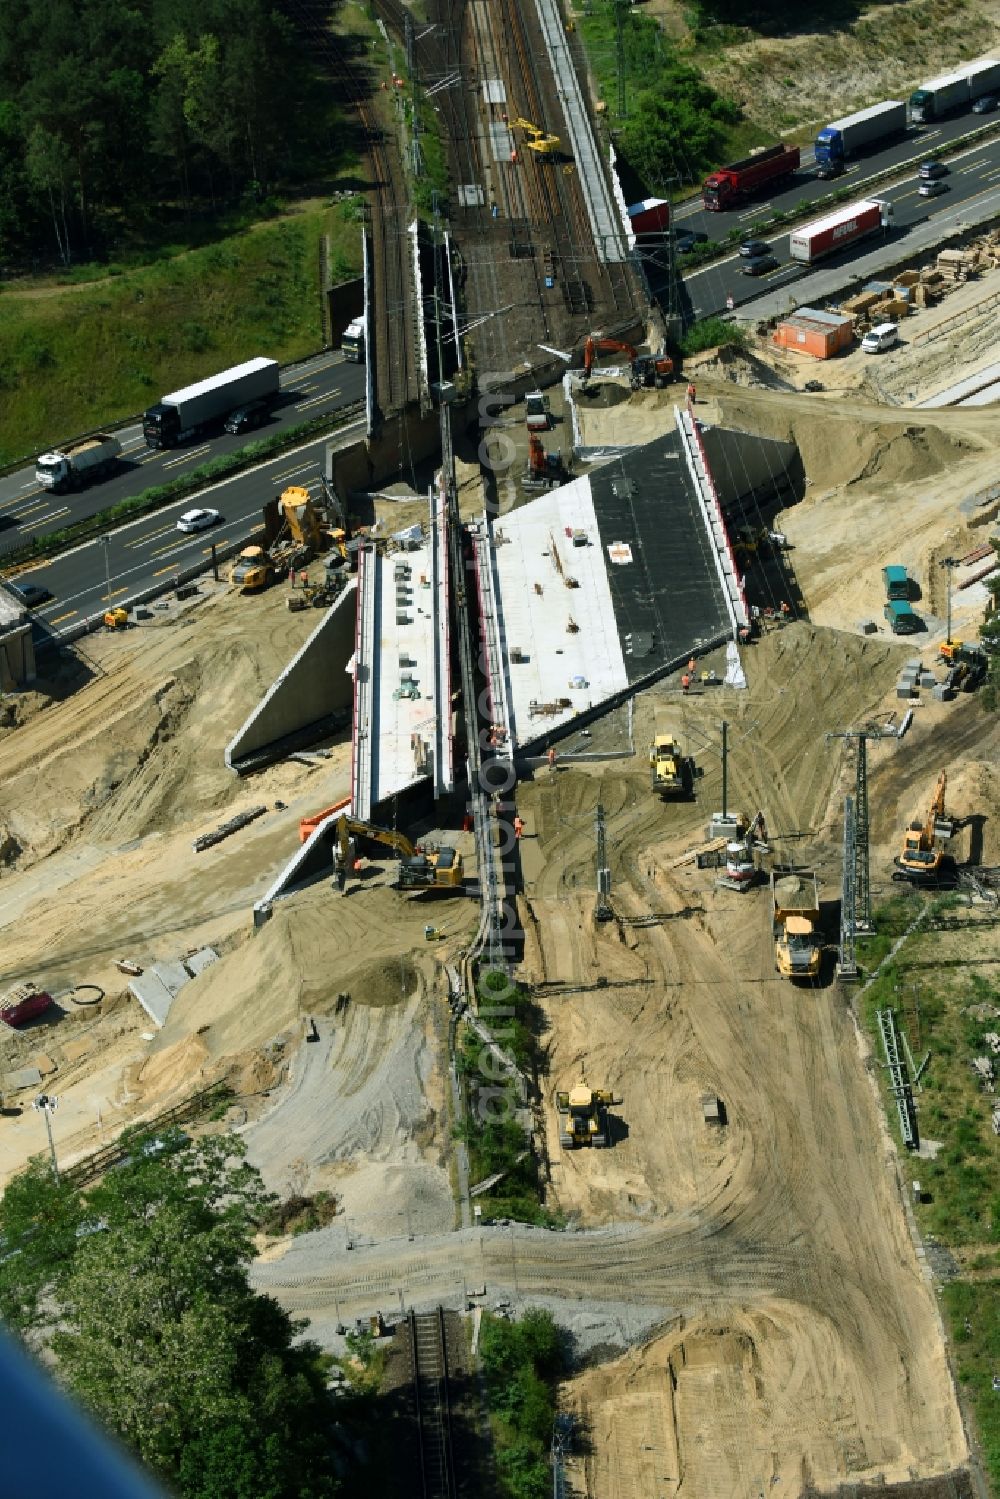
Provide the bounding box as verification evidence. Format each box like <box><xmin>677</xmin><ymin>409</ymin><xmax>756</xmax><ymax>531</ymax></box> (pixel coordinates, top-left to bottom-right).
<box><xmin>861</xmin><ymin>322</ymin><xmax>898</xmax><ymax>354</ymax></box>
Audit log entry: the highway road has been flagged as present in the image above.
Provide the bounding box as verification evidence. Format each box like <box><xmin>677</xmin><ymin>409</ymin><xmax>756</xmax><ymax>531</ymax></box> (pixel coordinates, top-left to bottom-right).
<box><xmin>680</xmin><ymin>127</ymin><xmax>1000</xmax><ymax>319</ymax></box>
<box><xmin>15</xmin><ymin>413</ymin><xmax>366</xmax><ymax>650</ymax></box>
<box><xmin>0</xmin><ymin>350</ymin><xmax>365</xmax><ymax>549</ymax></box>
<box><xmin>672</xmin><ymin>106</ymin><xmax>1000</xmax><ymax>242</ymax></box>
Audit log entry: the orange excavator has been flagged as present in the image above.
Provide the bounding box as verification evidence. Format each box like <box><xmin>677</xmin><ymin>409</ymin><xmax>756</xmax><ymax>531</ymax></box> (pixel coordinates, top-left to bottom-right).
<box><xmin>581</xmin><ymin>335</ymin><xmax>675</xmax><ymax>388</ymax></box>
<box><xmin>582</xmin><ymin>335</ymin><xmax>636</xmax><ymax>383</ymax></box>
<box><xmin>526</xmin><ymin>431</ymin><xmax>566</xmax><ymax>487</ymax></box>
<box><xmin>893</xmin><ymin>771</ymin><xmax>954</xmax><ymax>883</ymax></box>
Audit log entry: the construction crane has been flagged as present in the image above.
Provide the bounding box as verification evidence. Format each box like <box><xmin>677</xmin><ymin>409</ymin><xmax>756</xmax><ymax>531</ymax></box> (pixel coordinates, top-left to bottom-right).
<box><xmin>331</xmin><ymin>815</ymin><xmax>464</xmax><ymax>892</ymax></box>
<box><xmin>893</xmin><ymin>771</ymin><xmax>954</xmax><ymax>883</ymax></box>
<box><xmin>510</xmin><ymin>116</ymin><xmax>561</xmax><ymax>155</ymax></box>
<box><xmin>555</xmin><ymin>1077</ymin><xmax>622</xmax><ymax>1148</ymax></box>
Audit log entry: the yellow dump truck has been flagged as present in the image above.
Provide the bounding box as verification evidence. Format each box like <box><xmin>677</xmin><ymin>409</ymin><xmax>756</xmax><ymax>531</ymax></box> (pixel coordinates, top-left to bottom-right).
<box><xmin>229</xmin><ymin>545</ymin><xmax>275</xmax><ymax>591</ymax></box>
<box><xmin>771</xmin><ymin>870</ymin><xmax>821</xmax><ymax>980</ymax></box>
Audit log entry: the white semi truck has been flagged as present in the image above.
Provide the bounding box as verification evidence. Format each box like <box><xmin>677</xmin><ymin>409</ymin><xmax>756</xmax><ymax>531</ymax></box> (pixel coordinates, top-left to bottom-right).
<box><xmin>142</xmin><ymin>356</ymin><xmax>279</xmax><ymax>448</ymax></box>
<box><xmin>35</xmin><ymin>433</ymin><xmax>122</xmax><ymax>492</ymax></box>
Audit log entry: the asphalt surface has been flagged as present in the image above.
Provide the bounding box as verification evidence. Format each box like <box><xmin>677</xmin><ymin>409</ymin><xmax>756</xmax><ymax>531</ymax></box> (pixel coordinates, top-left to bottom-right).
<box><xmin>663</xmin><ymin>112</ymin><xmax>1000</xmax><ymax>318</ymax></box>
<box><xmin>16</xmin><ymin>413</ymin><xmax>366</xmax><ymax>650</ymax></box>
<box><xmin>0</xmin><ymin>350</ymin><xmax>365</xmax><ymax>547</ymax></box>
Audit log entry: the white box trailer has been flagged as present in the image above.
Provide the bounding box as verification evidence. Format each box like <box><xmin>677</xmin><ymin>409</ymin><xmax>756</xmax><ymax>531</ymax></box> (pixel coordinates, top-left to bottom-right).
<box><xmin>142</xmin><ymin>357</ymin><xmax>279</xmax><ymax>447</ymax></box>
<box><xmin>962</xmin><ymin>58</ymin><xmax>1000</xmax><ymax>98</ymax></box>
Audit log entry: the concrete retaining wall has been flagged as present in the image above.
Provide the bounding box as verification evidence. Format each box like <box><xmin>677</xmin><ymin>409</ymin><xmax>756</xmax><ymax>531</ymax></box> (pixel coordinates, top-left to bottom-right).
<box><xmin>225</xmin><ymin>580</ymin><xmax>357</xmax><ymax>773</ymax></box>
<box><xmin>699</xmin><ymin>426</ymin><xmax>802</xmax><ymax>511</ymax></box>
<box><xmin>0</xmin><ymin>616</ymin><xmax>36</xmax><ymax>687</ymax></box>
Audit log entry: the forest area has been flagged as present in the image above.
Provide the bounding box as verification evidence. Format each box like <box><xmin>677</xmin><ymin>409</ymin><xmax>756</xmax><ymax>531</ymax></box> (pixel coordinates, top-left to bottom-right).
<box><xmin>0</xmin><ymin>0</ymin><xmax>343</xmax><ymax>269</ymax></box>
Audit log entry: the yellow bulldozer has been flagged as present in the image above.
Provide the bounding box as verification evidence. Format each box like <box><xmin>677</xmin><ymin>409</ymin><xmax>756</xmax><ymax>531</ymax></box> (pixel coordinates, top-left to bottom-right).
<box><xmin>555</xmin><ymin>1077</ymin><xmax>622</xmax><ymax>1149</ymax></box>
<box><xmin>649</xmin><ymin>734</ymin><xmax>692</xmax><ymax>797</ymax></box>
<box><xmin>331</xmin><ymin>815</ymin><xmax>464</xmax><ymax>892</ymax></box>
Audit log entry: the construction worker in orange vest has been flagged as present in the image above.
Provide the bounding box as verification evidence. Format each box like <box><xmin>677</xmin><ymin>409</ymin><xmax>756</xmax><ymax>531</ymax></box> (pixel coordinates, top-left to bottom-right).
<box><xmin>687</xmin><ymin>382</ymin><xmax>697</xmax><ymax>404</ymax></box>
<box><xmin>513</xmin><ymin>815</ymin><xmax>525</xmax><ymax>841</ymax></box>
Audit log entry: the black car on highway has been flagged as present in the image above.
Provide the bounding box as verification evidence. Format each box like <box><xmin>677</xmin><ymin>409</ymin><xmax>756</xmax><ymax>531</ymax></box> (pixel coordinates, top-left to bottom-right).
<box><xmin>738</xmin><ymin>238</ymin><xmax>770</xmax><ymax>258</ymax></box>
<box><xmin>741</xmin><ymin>252</ymin><xmax>779</xmax><ymax>277</ymax></box>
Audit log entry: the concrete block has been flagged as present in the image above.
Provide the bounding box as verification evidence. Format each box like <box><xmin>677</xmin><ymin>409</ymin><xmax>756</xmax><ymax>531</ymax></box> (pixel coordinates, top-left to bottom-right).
<box><xmin>4</xmin><ymin>1066</ymin><xmax>42</xmax><ymax>1091</ymax></box>
<box><xmin>897</xmin><ymin>684</ymin><xmax>919</xmax><ymax>699</ymax></box>
<box><xmin>129</xmin><ymin>972</ymin><xmax>178</xmax><ymax>1028</ymax></box>
<box><xmin>905</xmin><ymin>658</ymin><xmax>923</xmax><ymax>673</ymax></box>
<box><xmin>184</xmin><ymin>947</ymin><xmax>220</xmax><ymax>979</ymax></box>
<box><xmin>932</xmin><ymin>684</ymin><xmax>954</xmax><ymax>702</ymax></box>
<box><xmin>858</xmin><ymin>619</ymin><xmax>878</xmax><ymax>635</ymax></box>
<box><xmin>918</xmin><ymin>673</ymin><xmax>938</xmax><ymax>688</ymax></box>
<box><xmin>152</xmin><ymin>961</ymin><xmax>190</xmax><ymax>997</ymax></box>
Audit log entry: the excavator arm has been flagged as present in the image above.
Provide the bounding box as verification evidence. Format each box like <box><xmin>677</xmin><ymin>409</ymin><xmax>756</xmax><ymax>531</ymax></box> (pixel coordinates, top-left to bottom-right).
<box><xmin>582</xmin><ymin>335</ymin><xmax>638</xmax><ymax>379</ymax></box>
<box><xmin>334</xmin><ymin>816</ymin><xmax>417</xmax><ymax>863</ymax></box>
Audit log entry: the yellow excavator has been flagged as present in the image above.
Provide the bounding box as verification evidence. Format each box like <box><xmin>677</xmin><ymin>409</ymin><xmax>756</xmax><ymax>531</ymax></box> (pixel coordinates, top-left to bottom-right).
<box><xmin>230</xmin><ymin>485</ymin><xmax>349</xmax><ymax>592</ymax></box>
<box><xmin>331</xmin><ymin>815</ymin><xmax>464</xmax><ymax>892</ymax></box>
<box><xmin>893</xmin><ymin>771</ymin><xmax>954</xmax><ymax>883</ymax></box>
<box><xmin>510</xmin><ymin>116</ymin><xmax>561</xmax><ymax>155</ymax></box>
<box><xmin>555</xmin><ymin>1077</ymin><xmax>622</xmax><ymax>1149</ymax></box>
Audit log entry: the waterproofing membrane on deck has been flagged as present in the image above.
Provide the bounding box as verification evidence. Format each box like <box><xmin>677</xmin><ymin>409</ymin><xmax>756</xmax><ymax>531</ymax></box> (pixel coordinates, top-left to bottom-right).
<box><xmin>587</xmin><ymin>431</ymin><xmax>732</xmax><ymax>682</ymax></box>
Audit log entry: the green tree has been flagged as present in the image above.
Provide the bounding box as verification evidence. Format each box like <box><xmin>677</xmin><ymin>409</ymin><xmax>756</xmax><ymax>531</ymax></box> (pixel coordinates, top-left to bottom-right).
<box><xmin>0</xmin><ymin>1131</ymin><xmax>339</xmax><ymax>1499</ymax></box>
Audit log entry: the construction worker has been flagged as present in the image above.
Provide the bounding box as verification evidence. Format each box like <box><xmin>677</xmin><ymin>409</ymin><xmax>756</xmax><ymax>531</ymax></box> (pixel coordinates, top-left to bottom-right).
<box><xmin>725</xmin><ymin>292</ymin><xmax>734</xmax><ymax>312</ymax></box>
<box><xmin>681</xmin><ymin>673</ymin><xmax>691</xmax><ymax>694</ymax></box>
<box><xmin>462</xmin><ymin>811</ymin><xmax>474</xmax><ymax>833</ymax></box>
<box><xmin>513</xmin><ymin>815</ymin><xmax>525</xmax><ymax>841</ymax></box>
<box><xmin>686</xmin><ymin>382</ymin><xmax>697</xmax><ymax>404</ymax></box>
<box><xmin>780</xmin><ymin>599</ymin><xmax>791</xmax><ymax>617</ymax></box>
<box><xmin>547</xmin><ymin>746</ymin><xmax>557</xmax><ymax>773</ymax></box>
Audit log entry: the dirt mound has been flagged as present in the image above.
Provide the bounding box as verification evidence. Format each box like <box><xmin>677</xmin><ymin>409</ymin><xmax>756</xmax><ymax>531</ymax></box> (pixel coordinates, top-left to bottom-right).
<box><xmin>692</xmin><ymin>343</ymin><xmax>794</xmax><ymax>392</ymax></box>
<box><xmin>350</xmin><ymin>954</ymin><xmax>420</xmax><ymax>1007</ymax></box>
<box><xmin>709</xmin><ymin>388</ymin><xmax>984</xmax><ymax>494</ymax></box>
<box><xmin>137</xmin><ymin>1032</ymin><xmax>211</xmax><ymax>1105</ymax></box>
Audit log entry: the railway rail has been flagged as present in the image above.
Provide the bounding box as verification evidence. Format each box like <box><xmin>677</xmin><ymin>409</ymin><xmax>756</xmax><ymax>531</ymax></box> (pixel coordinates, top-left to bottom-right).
<box><xmin>409</xmin><ymin>1308</ymin><xmax>459</xmax><ymax>1499</ymax></box>
<box><xmin>286</xmin><ymin>0</ymin><xmax>418</xmax><ymax>420</ymax></box>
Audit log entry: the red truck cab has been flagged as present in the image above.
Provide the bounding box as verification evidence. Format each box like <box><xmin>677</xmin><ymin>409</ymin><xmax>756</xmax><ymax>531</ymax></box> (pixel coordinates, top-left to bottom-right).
<box><xmin>1</xmin><ymin>985</ymin><xmax>54</xmax><ymax>1028</ymax></box>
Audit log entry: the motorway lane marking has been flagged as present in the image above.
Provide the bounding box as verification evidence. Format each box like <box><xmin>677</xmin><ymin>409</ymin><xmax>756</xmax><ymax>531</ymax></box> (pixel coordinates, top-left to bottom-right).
<box><xmin>162</xmin><ymin>444</ymin><xmax>211</xmax><ymax>469</ymax></box>
<box><xmin>48</xmin><ymin>610</ymin><xmax>77</xmax><ymax>624</ymax></box>
<box><xmin>31</xmin><ymin>506</ymin><xmax>72</xmax><ymax>526</ymax></box>
<box><xmin>272</xmin><ymin>462</ymin><xmax>315</xmax><ymax>482</ymax></box>
<box><xmin>20</xmin><ymin>480</ymin><xmax>38</xmax><ymax>490</ymax></box>
<box><xmin>149</xmin><ymin>535</ymin><xmax>200</xmax><ymax>558</ymax></box>
<box><xmin>10</xmin><ymin>496</ymin><xmax>62</xmax><ymax>520</ymax></box>
<box><xmin>153</xmin><ymin>564</ymin><xmax>180</xmax><ymax>576</ymax></box>
<box><xmin>123</xmin><ymin>522</ymin><xmax>178</xmax><ymax>549</ymax></box>
<box><xmin>296</xmin><ymin>389</ymin><xmax>342</xmax><ymax>411</ymax></box>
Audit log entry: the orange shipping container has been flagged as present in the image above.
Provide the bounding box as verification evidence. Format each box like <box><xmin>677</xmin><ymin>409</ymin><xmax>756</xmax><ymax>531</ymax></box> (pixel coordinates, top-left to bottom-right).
<box><xmin>772</xmin><ymin>308</ymin><xmax>854</xmax><ymax>360</ymax></box>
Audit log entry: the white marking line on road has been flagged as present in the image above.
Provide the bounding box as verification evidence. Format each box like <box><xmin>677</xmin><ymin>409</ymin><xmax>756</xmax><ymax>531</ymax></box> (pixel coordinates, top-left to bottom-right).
<box><xmin>20</xmin><ymin>480</ymin><xmax>38</xmax><ymax>490</ymax></box>
<box><xmin>162</xmin><ymin>444</ymin><xmax>211</xmax><ymax>469</ymax></box>
<box><xmin>10</xmin><ymin>497</ymin><xmax>60</xmax><ymax>520</ymax></box>
<box><xmin>31</xmin><ymin>506</ymin><xmax>71</xmax><ymax>526</ymax></box>
<box><xmin>272</xmin><ymin>462</ymin><xmax>315</xmax><ymax>482</ymax></box>
<box><xmin>295</xmin><ymin>389</ymin><xmax>342</xmax><ymax>411</ymax></box>
<box><xmin>123</xmin><ymin>523</ymin><xmax>177</xmax><ymax>549</ymax></box>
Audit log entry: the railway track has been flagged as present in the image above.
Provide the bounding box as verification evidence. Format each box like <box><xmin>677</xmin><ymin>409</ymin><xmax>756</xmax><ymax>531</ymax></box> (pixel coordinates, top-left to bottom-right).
<box><xmin>286</xmin><ymin>0</ymin><xmax>417</xmax><ymax>420</ymax></box>
<box><xmin>409</xmin><ymin>1308</ymin><xmax>459</xmax><ymax>1499</ymax></box>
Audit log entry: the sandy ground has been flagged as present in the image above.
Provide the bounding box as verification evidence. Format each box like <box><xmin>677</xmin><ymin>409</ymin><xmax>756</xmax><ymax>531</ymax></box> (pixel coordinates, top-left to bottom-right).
<box><xmin>511</xmin><ymin>631</ymin><xmax>983</xmax><ymax>1495</ymax></box>
<box><xmin>0</xmin><ymin>578</ymin><xmax>464</xmax><ymax>1199</ymax></box>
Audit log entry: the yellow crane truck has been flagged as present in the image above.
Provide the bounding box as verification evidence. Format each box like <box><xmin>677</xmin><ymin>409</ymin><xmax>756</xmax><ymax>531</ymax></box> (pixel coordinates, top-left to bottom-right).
<box><xmin>771</xmin><ymin>870</ymin><xmax>821</xmax><ymax>980</ymax></box>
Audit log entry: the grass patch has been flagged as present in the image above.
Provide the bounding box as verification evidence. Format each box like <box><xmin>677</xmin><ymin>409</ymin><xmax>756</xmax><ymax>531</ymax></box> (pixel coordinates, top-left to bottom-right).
<box><xmin>859</xmin><ymin>898</ymin><xmax>1000</xmax><ymax>1241</ymax></box>
<box><xmin>680</xmin><ymin>316</ymin><xmax>748</xmax><ymax>355</ymax></box>
<box><xmin>0</xmin><ymin>204</ymin><xmax>363</xmax><ymax>466</ymax></box>
<box><xmin>479</xmin><ymin>1310</ymin><xmax>565</xmax><ymax>1499</ymax></box>
<box><xmin>942</xmin><ymin>1280</ymin><xmax>1000</xmax><ymax>1492</ymax></box>
<box><xmin>261</xmin><ymin>1191</ymin><xmax>338</xmax><ymax>1237</ymax></box>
